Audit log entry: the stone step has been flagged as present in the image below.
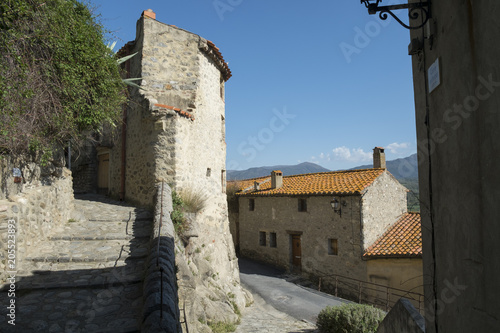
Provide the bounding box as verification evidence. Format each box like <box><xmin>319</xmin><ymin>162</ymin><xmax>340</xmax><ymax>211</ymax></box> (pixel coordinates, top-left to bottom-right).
<box><xmin>2</xmin><ymin>284</ymin><xmax>143</xmax><ymax>333</ymax></box>
<box><xmin>48</xmin><ymin>219</ymin><xmax>153</xmax><ymax>240</ymax></box>
<box><xmin>23</xmin><ymin>239</ymin><xmax>150</xmax><ymax>264</ymax></box>
<box><xmin>5</xmin><ymin>259</ymin><xmax>146</xmax><ymax>291</ymax></box>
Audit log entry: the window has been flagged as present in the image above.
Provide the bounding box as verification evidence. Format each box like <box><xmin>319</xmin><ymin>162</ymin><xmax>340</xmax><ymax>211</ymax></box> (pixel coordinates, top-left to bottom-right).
<box><xmin>221</xmin><ymin>170</ymin><xmax>226</xmax><ymax>193</ymax></box>
<box><xmin>259</xmin><ymin>231</ymin><xmax>266</xmax><ymax>246</ymax></box>
<box><xmin>221</xmin><ymin>115</ymin><xmax>225</xmax><ymax>142</ymax></box>
<box><xmin>270</xmin><ymin>232</ymin><xmax>277</xmax><ymax>248</ymax></box>
<box><xmin>328</xmin><ymin>239</ymin><xmax>338</xmax><ymax>255</ymax></box>
<box><xmin>220</xmin><ymin>74</ymin><xmax>225</xmax><ymax>100</ymax></box>
<box><xmin>249</xmin><ymin>198</ymin><xmax>255</xmax><ymax>211</ymax></box>
<box><xmin>206</xmin><ymin>168</ymin><xmax>211</xmax><ymax>177</ymax></box>
<box><xmin>298</xmin><ymin>198</ymin><xmax>307</xmax><ymax>212</ymax></box>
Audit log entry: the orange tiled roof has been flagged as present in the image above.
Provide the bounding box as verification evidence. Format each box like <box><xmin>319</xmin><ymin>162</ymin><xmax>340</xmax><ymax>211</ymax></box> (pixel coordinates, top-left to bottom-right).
<box><xmin>206</xmin><ymin>40</ymin><xmax>232</xmax><ymax>81</ymax></box>
<box><xmin>364</xmin><ymin>213</ymin><xmax>422</xmax><ymax>258</ymax></box>
<box><xmin>233</xmin><ymin>168</ymin><xmax>386</xmax><ymax>197</ymax></box>
<box><xmin>153</xmin><ymin>103</ymin><xmax>195</xmax><ymax>121</ymax></box>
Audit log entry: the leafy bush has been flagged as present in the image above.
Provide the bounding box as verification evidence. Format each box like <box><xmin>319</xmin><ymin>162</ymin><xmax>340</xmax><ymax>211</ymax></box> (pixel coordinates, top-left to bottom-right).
<box><xmin>171</xmin><ymin>190</ymin><xmax>189</xmax><ymax>234</ymax></box>
<box><xmin>0</xmin><ymin>0</ymin><xmax>125</xmax><ymax>161</ymax></box>
<box><xmin>317</xmin><ymin>303</ymin><xmax>385</xmax><ymax>333</ymax></box>
<box><xmin>208</xmin><ymin>321</ymin><xmax>237</xmax><ymax>333</ymax></box>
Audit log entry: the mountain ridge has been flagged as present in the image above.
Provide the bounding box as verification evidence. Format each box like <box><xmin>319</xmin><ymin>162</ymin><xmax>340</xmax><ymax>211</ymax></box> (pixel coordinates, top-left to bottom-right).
<box><xmin>228</xmin><ymin>154</ymin><xmax>418</xmax><ymax>181</ymax></box>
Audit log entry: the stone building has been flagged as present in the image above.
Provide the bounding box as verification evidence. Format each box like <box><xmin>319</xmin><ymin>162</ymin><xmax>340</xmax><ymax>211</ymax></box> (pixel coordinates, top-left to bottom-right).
<box><xmin>407</xmin><ymin>1</ymin><xmax>500</xmax><ymax>331</ymax></box>
<box><xmin>364</xmin><ymin>212</ymin><xmax>423</xmax><ymax>311</ymax></box>
<box><xmin>230</xmin><ymin>148</ymin><xmax>411</xmax><ymax>286</ymax></box>
<box><xmin>93</xmin><ymin>10</ymin><xmax>246</xmax><ymax>331</ymax></box>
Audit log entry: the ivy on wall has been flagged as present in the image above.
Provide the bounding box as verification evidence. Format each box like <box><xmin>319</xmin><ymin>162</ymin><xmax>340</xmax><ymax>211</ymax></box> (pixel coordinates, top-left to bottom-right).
<box><xmin>0</xmin><ymin>0</ymin><xmax>125</xmax><ymax>162</ymax></box>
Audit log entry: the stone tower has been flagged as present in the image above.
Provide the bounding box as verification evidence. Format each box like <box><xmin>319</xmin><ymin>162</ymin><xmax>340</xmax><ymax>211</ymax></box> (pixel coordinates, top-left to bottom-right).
<box><xmin>101</xmin><ymin>9</ymin><xmax>248</xmax><ymax>331</ymax></box>
<box><xmin>108</xmin><ymin>9</ymin><xmax>232</xmax><ymax>206</ymax></box>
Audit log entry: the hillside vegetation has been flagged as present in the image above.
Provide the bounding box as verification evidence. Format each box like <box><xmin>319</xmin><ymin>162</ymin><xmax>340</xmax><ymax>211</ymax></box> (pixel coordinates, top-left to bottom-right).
<box><xmin>0</xmin><ymin>0</ymin><xmax>124</xmax><ymax>162</ymax></box>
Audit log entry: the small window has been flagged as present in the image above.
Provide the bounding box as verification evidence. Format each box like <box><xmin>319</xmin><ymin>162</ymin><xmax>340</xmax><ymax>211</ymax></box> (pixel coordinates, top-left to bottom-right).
<box><xmin>221</xmin><ymin>115</ymin><xmax>225</xmax><ymax>142</ymax></box>
<box><xmin>220</xmin><ymin>74</ymin><xmax>225</xmax><ymax>100</ymax></box>
<box><xmin>259</xmin><ymin>231</ymin><xmax>266</xmax><ymax>246</ymax></box>
<box><xmin>298</xmin><ymin>198</ymin><xmax>307</xmax><ymax>212</ymax></box>
<box><xmin>221</xmin><ymin>170</ymin><xmax>226</xmax><ymax>193</ymax></box>
<box><xmin>328</xmin><ymin>239</ymin><xmax>338</xmax><ymax>255</ymax></box>
<box><xmin>206</xmin><ymin>168</ymin><xmax>211</xmax><ymax>177</ymax></box>
<box><xmin>249</xmin><ymin>198</ymin><xmax>255</xmax><ymax>211</ymax></box>
<box><xmin>270</xmin><ymin>232</ymin><xmax>277</xmax><ymax>248</ymax></box>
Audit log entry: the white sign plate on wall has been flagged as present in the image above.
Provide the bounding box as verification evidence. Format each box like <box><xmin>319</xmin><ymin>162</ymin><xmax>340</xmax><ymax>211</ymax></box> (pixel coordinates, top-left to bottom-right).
<box><xmin>428</xmin><ymin>58</ymin><xmax>440</xmax><ymax>93</ymax></box>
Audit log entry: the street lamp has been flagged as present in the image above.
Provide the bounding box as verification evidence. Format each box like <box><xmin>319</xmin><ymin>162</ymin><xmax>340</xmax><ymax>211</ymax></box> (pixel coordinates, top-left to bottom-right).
<box><xmin>360</xmin><ymin>0</ymin><xmax>431</xmax><ymax>30</ymax></box>
<box><xmin>330</xmin><ymin>198</ymin><xmax>342</xmax><ymax>217</ymax></box>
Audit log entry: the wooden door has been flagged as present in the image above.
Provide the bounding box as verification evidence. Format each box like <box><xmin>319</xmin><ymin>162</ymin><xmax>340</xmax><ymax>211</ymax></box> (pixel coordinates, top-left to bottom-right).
<box><xmin>97</xmin><ymin>153</ymin><xmax>109</xmax><ymax>194</ymax></box>
<box><xmin>292</xmin><ymin>235</ymin><xmax>302</xmax><ymax>271</ymax></box>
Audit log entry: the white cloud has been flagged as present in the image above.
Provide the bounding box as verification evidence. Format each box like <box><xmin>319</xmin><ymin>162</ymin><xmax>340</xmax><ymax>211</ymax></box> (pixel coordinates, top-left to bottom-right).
<box><xmin>332</xmin><ymin>146</ymin><xmax>372</xmax><ymax>162</ymax></box>
<box><xmin>386</xmin><ymin>142</ymin><xmax>411</xmax><ymax>155</ymax></box>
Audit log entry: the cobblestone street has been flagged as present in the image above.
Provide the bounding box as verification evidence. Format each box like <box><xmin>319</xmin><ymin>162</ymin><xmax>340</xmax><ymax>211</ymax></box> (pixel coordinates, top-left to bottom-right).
<box><xmin>236</xmin><ymin>292</ymin><xmax>318</xmax><ymax>333</ymax></box>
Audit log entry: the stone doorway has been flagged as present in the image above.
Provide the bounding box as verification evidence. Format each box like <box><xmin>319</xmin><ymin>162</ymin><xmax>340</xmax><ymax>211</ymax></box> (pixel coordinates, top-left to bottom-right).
<box><xmin>291</xmin><ymin>234</ymin><xmax>302</xmax><ymax>272</ymax></box>
<box><xmin>97</xmin><ymin>152</ymin><xmax>109</xmax><ymax>194</ymax></box>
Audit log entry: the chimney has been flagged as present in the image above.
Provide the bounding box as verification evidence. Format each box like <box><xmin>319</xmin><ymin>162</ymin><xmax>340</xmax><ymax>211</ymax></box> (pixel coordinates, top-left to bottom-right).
<box><xmin>373</xmin><ymin>147</ymin><xmax>386</xmax><ymax>169</ymax></box>
<box><xmin>271</xmin><ymin>170</ymin><xmax>283</xmax><ymax>189</ymax></box>
<box><xmin>142</xmin><ymin>9</ymin><xmax>156</xmax><ymax>20</ymax></box>
<box><xmin>254</xmin><ymin>181</ymin><xmax>260</xmax><ymax>191</ymax></box>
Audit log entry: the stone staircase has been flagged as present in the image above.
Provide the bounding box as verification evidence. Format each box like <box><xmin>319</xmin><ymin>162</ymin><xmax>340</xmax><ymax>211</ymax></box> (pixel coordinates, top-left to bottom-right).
<box><xmin>1</xmin><ymin>194</ymin><xmax>153</xmax><ymax>332</ymax></box>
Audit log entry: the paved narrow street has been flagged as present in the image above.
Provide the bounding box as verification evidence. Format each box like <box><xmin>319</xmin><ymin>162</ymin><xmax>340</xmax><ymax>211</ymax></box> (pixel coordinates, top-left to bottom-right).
<box><xmin>237</xmin><ymin>258</ymin><xmax>348</xmax><ymax>332</ymax></box>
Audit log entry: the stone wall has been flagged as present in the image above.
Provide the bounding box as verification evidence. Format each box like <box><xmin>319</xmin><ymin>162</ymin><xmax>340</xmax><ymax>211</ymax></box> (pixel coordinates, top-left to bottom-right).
<box><xmin>0</xmin><ymin>168</ymin><xmax>73</xmax><ymax>284</ymax></box>
<box><xmin>409</xmin><ymin>1</ymin><xmax>500</xmax><ymax>331</ymax></box>
<box><xmin>366</xmin><ymin>258</ymin><xmax>424</xmax><ymax>311</ymax></box>
<box><xmin>361</xmin><ymin>171</ymin><xmax>407</xmax><ymax>251</ymax></box>
<box><xmin>106</xmin><ymin>12</ymin><xmax>248</xmax><ymax>331</ymax></box>
<box><xmin>238</xmin><ymin>195</ymin><xmax>368</xmax><ymax>282</ymax></box>
<box><xmin>377</xmin><ymin>298</ymin><xmax>425</xmax><ymax>333</ymax></box>
<box><xmin>141</xmin><ymin>183</ymin><xmax>180</xmax><ymax>332</ymax></box>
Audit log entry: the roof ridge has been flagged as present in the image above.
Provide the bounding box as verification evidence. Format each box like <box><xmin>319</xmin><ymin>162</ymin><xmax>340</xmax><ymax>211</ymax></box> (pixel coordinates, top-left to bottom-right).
<box><xmin>234</xmin><ymin>168</ymin><xmax>385</xmax><ymax>183</ymax></box>
<box><xmin>281</xmin><ymin>168</ymin><xmax>385</xmax><ymax>179</ymax></box>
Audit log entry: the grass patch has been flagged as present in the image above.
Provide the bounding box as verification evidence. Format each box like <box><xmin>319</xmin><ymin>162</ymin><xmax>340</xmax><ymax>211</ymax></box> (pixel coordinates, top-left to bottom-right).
<box><xmin>208</xmin><ymin>321</ymin><xmax>237</xmax><ymax>333</ymax></box>
<box><xmin>179</xmin><ymin>188</ymin><xmax>207</xmax><ymax>213</ymax></box>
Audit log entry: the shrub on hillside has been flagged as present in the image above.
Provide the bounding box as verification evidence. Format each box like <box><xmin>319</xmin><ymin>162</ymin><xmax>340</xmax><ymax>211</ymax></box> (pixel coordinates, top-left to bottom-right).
<box><xmin>317</xmin><ymin>303</ymin><xmax>385</xmax><ymax>333</ymax></box>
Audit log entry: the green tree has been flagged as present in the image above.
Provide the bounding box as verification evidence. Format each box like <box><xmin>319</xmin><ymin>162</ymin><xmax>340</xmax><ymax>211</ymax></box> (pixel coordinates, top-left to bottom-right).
<box><xmin>0</xmin><ymin>0</ymin><xmax>125</xmax><ymax>161</ymax></box>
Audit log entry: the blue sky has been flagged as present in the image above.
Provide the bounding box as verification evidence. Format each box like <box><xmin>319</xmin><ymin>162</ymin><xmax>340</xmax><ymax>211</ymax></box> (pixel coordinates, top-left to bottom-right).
<box><xmin>89</xmin><ymin>0</ymin><xmax>417</xmax><ymax>171</ymax></box>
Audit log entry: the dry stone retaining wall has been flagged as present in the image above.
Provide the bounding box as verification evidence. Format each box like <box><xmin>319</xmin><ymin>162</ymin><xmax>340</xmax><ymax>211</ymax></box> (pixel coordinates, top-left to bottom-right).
<box><xmin>0</xmin><ymin>165</ymin><xmax>73</xmax><ymax>284</ymax></box>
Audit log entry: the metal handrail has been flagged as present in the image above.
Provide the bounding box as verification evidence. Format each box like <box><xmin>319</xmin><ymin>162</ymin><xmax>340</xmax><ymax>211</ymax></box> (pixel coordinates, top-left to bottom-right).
<box><xmin>317</xmin><ymin>272</ymin><xmax>424</xmax><ymax>313</ymax></box>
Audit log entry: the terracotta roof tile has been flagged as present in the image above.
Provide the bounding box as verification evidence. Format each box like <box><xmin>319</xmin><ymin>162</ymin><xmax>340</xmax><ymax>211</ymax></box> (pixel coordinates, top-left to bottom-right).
<box><xmin>232</xmin><ymin>169</ymin><xmax>386</xmax><ymax>197</ymax></box>
<box><xmin>154</xmin><ymin>103</ymin><xmax>195</xmax><ymax>121</ymax></box>
<box><xmin>205</xmin><ymin>40</ymin><xmax>232</xmax><ymax>81</ymax></box>
<box><xmin>364</xmin><ymin>213</ymin><xmax>422</xmax><ymax>258</ymax></box>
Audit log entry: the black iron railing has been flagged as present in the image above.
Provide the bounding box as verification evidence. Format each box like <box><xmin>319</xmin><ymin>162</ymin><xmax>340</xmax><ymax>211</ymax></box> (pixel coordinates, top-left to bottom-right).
<box><xmin>318</xmin><ymin>273</ymin><xmax>424</xmax><ymax>314</ymax></box>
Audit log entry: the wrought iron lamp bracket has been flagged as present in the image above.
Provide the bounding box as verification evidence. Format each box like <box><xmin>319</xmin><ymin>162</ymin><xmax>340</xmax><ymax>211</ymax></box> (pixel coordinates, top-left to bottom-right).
<box><xmin>362</xmin><ymin>1</ymin><xmax>431</xmax><ymax>30</ymax></box>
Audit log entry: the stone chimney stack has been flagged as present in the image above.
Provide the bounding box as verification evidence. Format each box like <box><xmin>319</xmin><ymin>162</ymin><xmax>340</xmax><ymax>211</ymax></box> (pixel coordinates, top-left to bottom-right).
<box><xmin>254</xmin><ymin>181</ymin><xmax>260</xmax><ymax>191</ymax></box>
<box><xmin>373</xmin><ymin>147</ymin><xmax>386</xmax><ymax>169</ymax></box>
<box><xmin>142</xmin><ymin>9</ymin><xmax>156</xmax><ymax>20</ymax></box>
<box><xmin>271</xmin><ymin>170</ymin><xmax>283</xmax><ymax>189</ymax></box>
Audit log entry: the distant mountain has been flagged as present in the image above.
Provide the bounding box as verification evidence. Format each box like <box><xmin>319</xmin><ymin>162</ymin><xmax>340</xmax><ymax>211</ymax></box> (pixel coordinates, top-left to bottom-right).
<box><xmin>227</xmin><ymin>162</ymin><xmax>330</xmax><ymax>180</ymax></box>
<box><xmin>350</xmin><ymin>153</ymin><xmax>418</xmax><ymax>181</ymax></box>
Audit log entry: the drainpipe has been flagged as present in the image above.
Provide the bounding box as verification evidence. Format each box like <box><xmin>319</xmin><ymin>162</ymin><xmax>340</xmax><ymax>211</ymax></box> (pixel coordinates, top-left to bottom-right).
<box><xmin>120</xmin><ymin>44</ymin><xmax>130</xmax><ymax>201</ymax></box>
